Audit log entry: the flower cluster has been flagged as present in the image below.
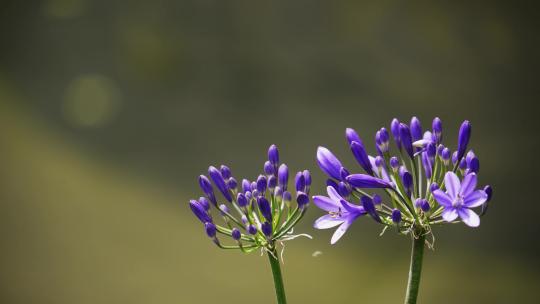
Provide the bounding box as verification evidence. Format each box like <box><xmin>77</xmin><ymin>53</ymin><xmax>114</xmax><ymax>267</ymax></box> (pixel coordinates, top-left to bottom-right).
<box><xmin>314</xmin><ymin>117</ymin><xmax>493</xmax><ymax>244</ymax></box>
<box><xmin>190</xmin><ymin>145</ymin><xmax>312</xmax><ymax>253</ymax></box>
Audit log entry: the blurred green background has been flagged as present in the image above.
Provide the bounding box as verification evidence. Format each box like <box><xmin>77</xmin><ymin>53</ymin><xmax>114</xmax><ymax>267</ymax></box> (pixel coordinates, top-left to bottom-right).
<box><xmin>1</xmin><ymin>1</ymin><xmax>539</xmax><ymax>303</ymax></box>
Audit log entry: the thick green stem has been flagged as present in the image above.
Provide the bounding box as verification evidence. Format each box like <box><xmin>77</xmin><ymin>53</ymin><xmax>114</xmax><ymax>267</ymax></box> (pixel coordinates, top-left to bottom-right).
<box><xmin>267</xmin><ymin>249</ymin><xmax>287</xmax><ymax>304</ymax></box>
<box><xmin>404</xmin><ymin>233</ymin><xmax>425</xmax><ymax>304</ymax></box>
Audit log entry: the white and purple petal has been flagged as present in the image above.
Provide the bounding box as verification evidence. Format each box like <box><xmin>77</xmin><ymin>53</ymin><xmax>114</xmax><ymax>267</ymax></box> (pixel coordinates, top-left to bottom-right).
<box><xmin>444</xmin><ymin>172</ymin><xmax>460</xmax><ymax>199</ymax></box>
<box><xmin>330</xmin><ymin>219</ymin><xmax>354</xmax><ymax>244</ymax></box>
<box><xmin>432</xmin><ymin>189</ymin><xmax>453</xmax><ymax>207</ymax></box>
<box><xmin>313</xmin><ymin>195</ymin><xmax>339</xmax><ymax>212</ymax></box>
<box><xmin>463</xmin><ymin>190</ymin><xmax>488</xmax><ymax>208</ymax></box>
<box><xmin>314</xmin><ymin>214</ymin><xmax>345</xmax><ymax>229</ymax></box>
<box><xmin>458</xmin><ymin>208</ymin><xmax>480</xmax><ymax>227</ymax></box>
<box><xmin>441</xmin><ymin>207</ymin><xmax>459</xmax><ymax>222</ymax></box>
<box><xmin>460</xmin><ymin>173</ymin><xmax>477</xmax><ymax>197</ymax></box>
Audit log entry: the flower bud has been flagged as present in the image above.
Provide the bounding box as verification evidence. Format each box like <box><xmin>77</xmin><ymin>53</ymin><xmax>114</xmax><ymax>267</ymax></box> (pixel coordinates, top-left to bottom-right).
<box><xmin>337</xmin><ymin>182</ymin><xmax>351</xmax><ymax>197</ymax></box>
<box><xmin>379</xmin><ymin>127</ymin><xmax>390</xmax><ymax>144</ymax></box>
<box><xmin>256</xmin><ymin>175</ymin><xmax>267</xmax><ymax>193</ymax></box>
<box><xmin>242</xmin><ymin>179</ymin><xmax>251</xmax><ymax>193</ymax></box>
<box><xmin>247</xmin><ymin>224</ymin><xmax>257</xmax><ymax>235</ymax></box>
<box><xmin>432</xmin><ymin>117</ymin><xmax>442</xmax><ymax>143</ymax></box>
<box><xmin>430</xmin><ymin>182</ymin><xmax>439</xmax><ymax>192</ymax></box>
<box><xmin>399</xmin><ymin>123</ymin><xmax>414</xmax><ymax>158</ymax></box>
<box><xmin>373</xmin><ymin>194</ymin><xmax>382</xmax><ymax>205</ymax></box>
<box><xmin>190</xmin><ymin>200</ymin><xmax>212</xmax><ymax>223</ymax></box>
<box><xmin>437</xmin><ymin>144</ymin><xmax>445</xmax><ymax>156</ymax></box>
<box><xmin>345</xmin><ymin>128</ymin><xmax>362</xmax><ymax>144</ymax></box>
<box><xmin>390</xmin><ymin>156</ymin><xmax>400</xmax><ymax>170</ymax></box>
<box><xmin>391</xmin><ymin>209</ymin><xmax>402</xmax><ymax>223</ymax></box>
<box><xmin>410</xmin><ymin>116</ymin><xmax>423</xmax><ymax>142</ymax></box>
<box><xmin>250</xmin><ymin>181</ymin><xmax>257</xmax><ymax>191</ymax></box>
<box><xmin>350</xmin><ymin>141</ymin><xmax>374</xmax><ymax>175</ymax></box>
<box><xmin>268</xmin><ymin>144</ymin><xmax>279</xmax><ymax>166</ymax></box>
<box><xmin>457</xmin><ymin>120</ymin><xmax>471</xmax><ymax>160</ymax></box>
<box><xmin>339</xmin><ymin>167</ymin><xmax>350</xmax><ymax>181</ymax></box>
<box><xmin>283</xmin><ymin>191</ymin><xmax>292</xmax><ymax>203</ymax></box>
<box><xmin>441</xmin><ymin>147</ymin><xmax>451</xmax><ymax>164</ymax></box>
<box><xmin>231</xmin><ymin>228</ymin><xmax>241</xmax><ymax>241</ymax></box>
<box><xmin>237</xmin><ymin>193</ymin><xmax>248</xmax><ymax>207</ymax></box>
<box><xmin>391</xmin><ymin>118</ymin><xmax>402</xmax><ymax>150</ymax></box>
<box><xmin>426</xmin><ymin>142</ymin><xmax>436</xmax><ymax>159</ymax></box>
<box><xmin>346</xmin><ymin>174</ymin><xmax>393</xmax><ymax>189</ymax></box>
<box><xmin>399</xmin><ymin>167</ymin><xmax>413</xmax><ymax>192</ymax></box>
<box><xmin>257</xmin><ymin>197</ymin><xmax>272</xmax><ymax>222</ymax></box>
<box><xmin>303</xmin><ymin>170</ymin><xmax>312</xmax><ymax>187</ymax></box>
<box><xmin>261</xmin><ymin>222</ymin><xmax>273</xmax><ymax>237</ymax></box>
<box><xmin>468</xmin><ymin>157</ymin><xmax>480</xmax><ymax>174</ymax></box>
<box><xmin>245</xmin><ymin>191</ymin><xmax>252</xmax><ymax>200</ymax></box>
<box><xmin>268</xmin><ymin>175</ymin><xmax>277</xmax><ymax>189</ymax></box>
<box><xmin>209</xmin><ymin>166</ymin><xmax>232</xmax><ymax>202</ymax></box>
<box><xmin>274</xmin><ymin>186</ymin><xmax>283</xmax><ymax>198</ymax></box>
<box><xmin>227</xmin><ymin>177</ymin><xmax>237</xmax><ymax>190</ymax></box>
<box><xmin>220</xmin><ymin>165</ymin><xmax>231</xmax><ymax>179</ymax></box>
<box><xmin>452</xmin><ymin>151</ymin><xmax>458</xmax><ymax>165</ymax></box>
<box><xmin>326</xmin><ymin>179</ymin><xmax>339</xmax><ymax>191</ymax></box>
<box><xmin>241</xmin><ymin>215</ymin><xmax>248</xmax><ymax>224</ymax></box>
<box><xmin>421</xmin><ymin>152</ymin><xmax>432</xmax><ymax>179</ymax></box>
<box><xmin>421</xmin><ymin>200</ymin><xmax>430</xmax><ymax>212</ymax></box>
<box><xmin>466</xmin><ymin>150</ymin><xmax>476</xmax><ymax>164</ymax></box>
<box><xmin>205</xmin><ymin>222</ymin><xmax>217</xmax><ymax>238</ymax></box>
<box><xmin>361</xmin><ymin>196</ymin><xmax>381</xmax><ymax>223</ymax></box>
<box><xmin>264</xmin><ymin>161</ymin><xmax>274</xmax><ymax>175</ymax></box>
<box><xmin>219</xmin><ymin>204</ymin><xmax>229</xmax><ymax>216</ymax></box>
<box><xmin>459</xmin><ymin>158</ymin><xmax>467</xmax><ymax>170</ymax></box>
<box><xmin>296</xmin><ymin>192</ymin><xmax>309</xmax><ymax>208</ymax></box>
<box><xmin>278</xmin><ymin>164</ymin><xmax>289</xmax><ymax>190</ymax></box>
<box><xmin>317</xmin><ymin>146</ymin><xmax>344</xmax><ymax>180</ymax></box>
<box><xmin>198</xmin><ymin>197</ymin><xmax>210</xmax><ymax>211</ymax></box>
<box><xmin>295</xmin><ymin>171</ymin><xmax>305</xmax><ymax>192</ymax></box>
<box><xmin>198</xmin><ymin>175</ymin><xmax>216</xmax><ymax>205</ymax></box>
<box><xmin>375</xmin><ymin>156</ymin><xmax>384</xmax><ymax>168</ymax></box>
<box><xmin>484</xmin><ymin>185</ymin><xmax>493</xmax><ymax>202</ymax></box>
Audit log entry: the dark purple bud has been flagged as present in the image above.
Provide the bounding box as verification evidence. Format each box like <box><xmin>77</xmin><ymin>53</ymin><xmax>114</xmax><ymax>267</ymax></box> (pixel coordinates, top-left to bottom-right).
<box><xmin>278</xmin><ymin>164</ymin><xmax>289</xmax><ymax>190</ymax></box>
<box><xmin>326</xmin><ymin>179</ymin><xmax>339</xmax><ymax>191</ymax></box>
<box><xmin>295</xmin><ymin>172</ymin><xmax>306</xmax><ymax>192</ymax></box>
<box><xmin>415</xmin><ymin>198</ymin><xmax>423</xmax><ymax>208</ymax></box>
<box><xmin>261</xmin><ymin>222</ymin><xmax>273</xmax><ymax>237</ymax></box>
<box><xmin>247</xmin><ymin>224</ymin><xmax>257</xmax><ymax>235</ymax></box>
<box><xmin>390</xmin><ymin>156</ymin><xmax>400</xmax><ymax>170</ymax></box>
<box><xmin>220</xmin><ymin>165</ymin><xmax>231</xmax><ymax>179</ymax></box>
<box><xmin>421</xmin><ymin>200</ymin><xmax>430</xmax><ymax>212</ymax></box>
<box><xmin>457</xmin><ymin>120</ymin><xmax>471</xmax><ymax>160</ymax></box>
<box><xmin>205</xmin><ymin>222</ymin><xmax>217</xmax><ymax>238</ymax></box>
<box><xmin>391</xmin><ymin>118</ymin><xmax>402</xmax><ymax>150</ymax></box>
<box><xmin>242</xmin><ymin>179</ymin><xmax>251</xmax><ymax>193</ymax></box>
<box><xmin>361</xmin><ymin>196</ymin><xmax>381</xmax><ymax>223</ymax></box>
<box><xmin>227</xmin><ymin>177</ymin><xmax>237</xmax><ymax>190</ymax></box>
<box><xmin>410</xmin><ymin>117</ymin><xmax>423</xmax><ymax>142</ymax></box>
<box><xmin>209</xmin><ymin>166</ymin><xmax>232</xmax><ymax>202</ymax></box>
<box><xmin>268</xmin><ymin>175</ymin><xmax>277</xmax><ymax>189</ymax></box>
<box><xmin>437</xmin><ymin>144</ymin><xmax>445</xmax><ymax>156</ymax></box>
<box><xmin>245</xmin><ymin>191</ymin><xmax>252</xmax><ymax>200</ymax></box>
<box><xmin>441</xmin><ymin>148</ymin><xmax>451</xmax><ymax>163</ymax></box>
<box><xmin>421</xmin><ymin>152</ymin><xmax>432</xmax><ymax>179</ymax></box>
<box><xmin>399</xmin><ymin>123</ymin><xmax>414</xmax><ymax>158</ymax></box>
<box><xmin>340</xmin><ymin>167</ymin><xmax>350</xmax><ymax>181</ymax></box>
<box><xmin>432</xmin><ymin>117</ymin><xmax>442</xmax><ymax>143</ymax></box>
<box><xmin>219</xmin><ymin>204</ymin><xmax>229</xmax><ymax>216</ymax></box>
<box><xmin>317</xmin><ymin>146</ymin><xmax>344</xmax><ymax>180</ymax></box>
<box><xmin>468</xmin><ymin>157</ymin><xmax>480</xmax><ymax>173</ymax></box>
<box><xmin>252</xmin><ymin>189</ymin><xmax>260</xmax><ymax>197</ymax></box>
<box><xmin>373</xmin><ymin>194</ymin><xmax>382</xmax><ymax>205</ymax></box>
<box><xmin>452</xmin><ymin>151</ymin><xmax>459</xmax><ymax>164</ymax></box>
<box><xmin>345</xmin><ymin>128</ymin><xmax>362</xmax><ymax>145</ymax></box>
<box><xmin>380</xmin><ymin>128</ymin><xmax>390</xmax><ymax>144</ymax></box>
<box><xmin>375</xmin><ymin>156</ymin><xmax>384</xmax><ymax>168</ymax></box>
<box><xmin>258</xmin><ymin>197</ymin><xmax>272</xmax><ymax>222</ymax></box>
<box><xmin>256</xmin><ymin>175</ymin><xmax>267</xmax><ymax>193</ymax></box>
<box><xmin>264</xmin><ymin>161</ymin><xmax>275</xmax><ymax>175</ymax></box>
<box><xmin>430</xmin><ymin>182</ymin><xmax>439</xmax><ymax>192</ymax></box>
<box><xmin>231</xmin><ymin>228</ymin><xmax>241</xmax><ymax>241</ymax></box>
<box><xmin>399</xmin><ymin>167</ymin><xmax>413</xmax><ymax>191</ymax></box>
<box><xmin>198</xmin><ymin>197</ymin><xmax>210</xmax><ymax>211</ymax></box>
<box><xmin>392</xmin><ymin>209</ymin><xmax>402</xmax><ymax>223</ymax></box>
<box><xmin>303</xmin><ymin>170</ymin><xmax>312</xmax><ymax>187</ymax></box>
<box><xmin>337</xmin><ymin>182</ymin><xmax>351</xmax><ymax>197</ymax></box>
<box><xmin>237</xmin><ymin>193</ymin><xmax>248</xmax><ymax>207</ymax></box>
<box><xmin>346</xmin><ymin>174</ymin><xmax>393</xmax><ymax>189</ymax></box>
<box><xmin>250</xmin><ymin>181</ymin><xmax>257</xmax><ymax>192</ymax></box>
<box><xmin>198</xmin><ymin>175</ymin><xmax>216</xmax><ymax>205</ymax></box>
<box><xmin>426</xmin><ymin>142</ymin><xmax>436</xmax><ymax>158</ymax></box>
<box><xmin>268</xmin><ymin>144</ymin><xmax>279</xmax><ymax>166</ymax></box>
<box><xmin>283</xmin><ymin>191</ymin><xmax>292</xmax><ymax>203</ymax></box>
<box><xmin>459</xmin><ymin>158</ymin><xmax>467</xmax><ymax>170</ymax></box>
<box><xmin>296</xmin><ymin>191</ymin><xmax>309</xmax><ymax>208</ymax></box>
<box><xmin>350</xmin><ymin>141</ymin><xmax>374</xmax><ymax>175</ymax></box>
<box><xmin>190</xmin><ymin>200</ymin><xmax>211</xmax><ymax>223</ymax></box>
<box><xmin>484</xmin><ymin>185</ymin><xmax>493</xmax><ymax>202</ymax></box>
<box><xmin>466</xmin><ymin>150</ymin><xmax>476</xmax><ymax>165</ymax></box>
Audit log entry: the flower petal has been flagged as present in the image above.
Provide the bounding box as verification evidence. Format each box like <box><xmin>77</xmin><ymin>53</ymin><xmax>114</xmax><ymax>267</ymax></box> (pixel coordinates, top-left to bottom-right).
<box><xmin>313</xmin><ymin>214</ymin><xmax>345</xmax><ymax>229</ymax></box>
<box><xmin>432</xmin><ymin>189</ymin><xmax>453</xmax><ymax>207</ymax></box>
<box><xmin>444</xmin><ymin>172</ymin><xmax>460</xmax><ymax>199</ymax></box>
<box><xmin>313</xmin><ymin>195</ymin><xmax>339</xmax><ymax>212</ymax></box>
<box><xmin>460</xmin><ymin>173</ymin><xmax>477</xmax><ymax>197</ymax></box>
<box><xmin>330</xmin><ymin>219</ymin><xmax>354</xmax><ymax>244</ymax></box>
<box><xmin>340</xmin><ymin>199</ymin><xmax>365</xmax><ymax>214</ymax></box>
<box><xmin>442</xmin><ymin>207</ymin><xmax>458</xmax><ymax>222</ymax></box>
<box><xmin>327</xmin><ymin>185</ymin><xmax>344</xmax><ymax>203</ymax></box>
<box><xmin>458</xmin><ymin>208</ymin><xmax>480</xmax><ymax>227</ymax></box>
<box><xmin>463</xmin><ymin>190</ymin><xmax>488</xmax><ymax>208</ymax></box>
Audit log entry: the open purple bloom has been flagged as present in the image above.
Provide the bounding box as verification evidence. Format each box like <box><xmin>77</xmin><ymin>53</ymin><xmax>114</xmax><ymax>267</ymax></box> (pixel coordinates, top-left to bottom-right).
<box><xmin>432</xmin><ymin>172</ymin><xmax>487</xmax><ymax>227</ymax></box>
<box><xmin>313</xmin><ymin>186</ymin><xmax>366</xmax><ymax>244</ymax></box>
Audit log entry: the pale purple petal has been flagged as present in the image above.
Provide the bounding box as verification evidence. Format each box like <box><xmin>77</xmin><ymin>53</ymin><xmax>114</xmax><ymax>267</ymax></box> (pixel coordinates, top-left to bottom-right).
<box><xmin>458</xmin><ymin>208</ymin><xmax>480</xmax><ymax>227</ymax></box>
<box><xmin>340</xmin><ymin>199</ymin><xmax>365</xmax><ymax>214</ymax></box>
<box><xmin>460</xmin><ymin>173</ymin><xmax>477</xmax><ymax>197</ymax></box>
<box><xmin>441</xmin><ymin>207</ymin><xmax>458</xmax><ymax>222</ymax></box>
<box><xmin>314</xmin><ymin>214</ymin><xmax>345</xmax><ymax>229</ymax></box>
<box><xmin>463</xmin><ymin>190</ymin><xmax>488</xmax><ymax>208</ymax></box>
<box><xmin>313</xmin><ymin>195</ymin><xmax>339</xmax><ymax>212</ymax></box>
<box><xmin>327</xmin><ymin>185</ymin><xmax>344</xmax><ymax>203</ymax></box>
<box><xmin>444</xmin><ymin>172</ymin><xmax>460</xmax><ymax>199</ymax></box>
<box><xmin>330</xmin><ymin>219</ymin><xmax>353</xmax><ymax>244</ymax></box>
<box><xmin>432</xmin><ymin>189</ymin><xmax>453</xmax><ymax>207</ymax></box>
<box><xmin>368</xmin><ymin>156</ymin><xmax>391</xmax><ymax>182</ymax></box>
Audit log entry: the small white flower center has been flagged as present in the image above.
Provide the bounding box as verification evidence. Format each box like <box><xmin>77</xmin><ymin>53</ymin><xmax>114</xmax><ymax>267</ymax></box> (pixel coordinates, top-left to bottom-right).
<box><xmin>452</xmin><ymin>194</ymin><xmax>464</xmax><ymax>208</ymax></box>
<box><xmin>329</xmin><ymin>207</ymin><xmax>342</xmax><ymax>218</ymax></box>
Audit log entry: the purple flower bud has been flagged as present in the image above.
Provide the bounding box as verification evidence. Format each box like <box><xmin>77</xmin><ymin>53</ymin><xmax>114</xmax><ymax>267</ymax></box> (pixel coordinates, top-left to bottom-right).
<box><xmin>430</xmin><ymin>182</ymin><xmax>439</xmax><ymax>192</ymax></box>
<box><xmin>375</xmin><ymin>156</ymin><xmax>384</xmax><ymax>168</ymax></box>
<box><xmin>237</xmin><ymin>193</ymin><xmax>248</xmax><ymax>207</ymax></box>
<box><xmin>392</xmin><ymin>209</ymin><xmax>402</xmax><ymax>223</ymax></box>
<box><xmin>390</xmin><ymin>156</ymin><xmax>400</xmax><ymax>170</ymax></box>
<box><xmin>441</xmin><ymin>148</ymin><xmax>451</xmax><ymax>163</ymax></box>
<box><xmin>350</xmin><ymin>141</ymin><xmax>374</xmax><ymax>175</ymax></box>
<box><xmin>361</xmin><ymin>196</ymin><xmax>381</xmax><ymax>223</ymax></box>
<box><xmin>399</xmin><ymin>123</ymin><xmax>414</xmax><ymax>158</ymax></box>
<box><xmin>415</xmin><ymin>198</ymin><xmax>423</xmax><ymax>208</ymax></box>
<box><xmin>373</xmin><ymin>194</ymin><xmax>382</xmax><ymax>205</ymax></box>
<box><xmin>326</xmin><ymin>179</ymin><xmax>339</xmax><ymax>191</ymax></box>
<box><xmin>283</xmin><ymin>191</ymin><xmax>292</xmax><ymax>203</ymax></box>
<box><xmin>245</xmin><ymin>191</ymin><xmax>252</xmax><ymax>200</ymax></box>
<box><xmin>468</xmin><ymin>157</ymin><xmax>480</xmax><ymax>173</ymax></box>
<box><xmin>261</xmin><ymin>222</ymin><xmax>273</xmax><ymax>237</ymax></box>
<box><xmin>457</xmin><ymin>120</ymin><xmax>471</xmax><ymax>160</ymax></box>
<box><xmin>274</xmin><ymin>186</ymin><xmax>283</xmax><ymax>198</ymax></box>
<box><xmin>227</xmin><ymin>177</ymin><xmax>237</xmax><ymax>190</ymax></box>
<box><xmin>466</xmin><ymin>150</ymin><xmax>476</xmax><ymax>165</ymax></box>
<box><xmin>242</xmin><ymin>179</ymin><xmax>251</xmax><ymax>193</ymax></box>
<box><xmin>257</xmin><ymin>197</ymin><xmax>272</xmax><ymax>222</ymax></box>
<box><xmin>268</xmin><ymin>175</ymin><xmax>277</xmax><ymax>189</ymax></box>
<box><xmin>241</xmin><ymin>215</ymin><xmax>248</xmax><ymax>224</ymax></box>
<box><xmin>380</xmin><ymin>128</ymin><xmax>390</xmax><ymax>144</ymax></box>
<box><xmin>340</xmin><ymin>167</ymin><xmax>350</xmax><ymax>181</ymax></box>
<box><xmin>421</xmin><ymin>200</ymin><xmax>430</xmax><ymax>212</ymax></box>
<box><xmin>432</xmin><ymin>117</ymin><xmax>442</xmax><ymax>143</ymax></box>
<box><xmin>247</xmin><ymin>224</ymin><xmax>257</xmax><ymax>235</ymax></box>
<box><xmin>391</xmin><ymin>118</ymin><xmax>402</xmax><ymax>150</ymax></box>
<box><xmin>219</xmin><ymin>204</ymin><xmax>229</xmax><ymax>216</ymax></box>
<box><xmin>426</xmin><ymin>142</ymin><xmax>436</xmax><ymax>158</ymax></box>
<box><xmin>231</xmin><ymin>228</ymin><xmax>241</xmax><ymax>240</ymax></box>
<box><xmin>410</xmin><ymin>117</ymin><xmax>423</xmax><ymax>142</ymax></box>
<box><xmin>190</xmin><ymin>200</ymin><xmax>212</xmax><ymax>223</ymax></box>
<box><xmin>437</xmin><ymin>144</ymin><xmax>445</xmax><ymax>156</ymax></box>
<box><xmin>252</xmin><ymin>189</ymin><xmax>260</xmax><ymax>197</ymax></box>
<box><xmin>295</xmin><ymin>172</ymin><xmax>306</xmax><ymax>192</ymax></box>
<box><xmin>209</xmin><ymin>166</ymin><xmax>232</xmax><ymax>202</ymax></box>
<box><xmin>220</xmin><ymin>165</ymin><xmax>231</xmax><ymax>179</ymax></box>
<box><xmin>303</xmin><ymin>170</ymin><xmax>312</xmax><ymax>187</ymax></box>
<box><xmin>459</xmin><ymin>158</ymin><xmax>467</xmax><ymax>170</ymax></box>
<box><xmin>296</xmin><ymin>191</ymin><xmax>309</xmax><ymax>208</ymax></box>
<box><xmin>399</xmin><ymin>167</ymin><xmax>413</xmax><ymax>192</ymax></box>
<box><xmin>346</xmin><ymin>174</ymin><xmax>393</xmax><ymax>189</ymax></box>
<box><xmin>317</xmin><ymin>146</ymin><xmax>344</xmax><ymax>180</ymax></box>
<box><xmin>278</xmin><ymin>164</ymin><xmax>289</xmax><ymax>190</ymax></box>
<box><xmin>250</xmin><ymin>182</ymin><xmax>257</xmax><ymax>192</ymax></box>
<box><xmin>198</xmin><ymin>175</ymin><xmax>216</xmax><ymax>205</ymax></box>
<box><xmin>198</xmin><ymin>197</ymin><xmax>210</xmax><ymax>211</ymax></box>
<box><xmin>205</xmin><ymin>222</ymin><xmax>216</xmax><ymax>238</ymax></box>
<box><xmin>337</xmin><ymin>182</ymin><xmax>351</xmax><ymax>197</ymax></box>
<box><xmin>421</xmin><ymin>152</ymin><xmax>432</xmax><ymax>179</ymax></box>
<box><xmin>256</xmin><ymin>175</ymin><xmax>267</xmax><ymax>193</ymax></box>
<box><xmin>484</xmin><ymin>185</ymin><xmax>493</xmax><ymax>202</ymax></box>
<box><xmin>268</xmin><ymin>144</ymin><xmax>279</xmax><ymax>166</ymax></box>
<box><xmin>264</xmin><ymin>161</ymin><xmax>275</xmax><ymax>175</ymax></box>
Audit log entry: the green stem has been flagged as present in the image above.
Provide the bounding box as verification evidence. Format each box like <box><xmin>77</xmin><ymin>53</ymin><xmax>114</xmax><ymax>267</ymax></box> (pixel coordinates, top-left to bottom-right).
<box><xmin>267</xmin><ymin>249</ymin><xmax>287</xmax><ymax>304</ymax></box>
<box><xmin>404</xmin><ymin>233</ymin><xmax>425</xmax><ymax>304</ymax></box>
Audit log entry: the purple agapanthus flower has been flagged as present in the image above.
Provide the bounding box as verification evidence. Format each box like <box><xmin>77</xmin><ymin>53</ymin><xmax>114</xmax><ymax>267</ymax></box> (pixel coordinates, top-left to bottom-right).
<box><xmin>432</xmin><ymin>172</ymin><xmax>487</xmax><ymax>227</ymax></box>
<box><xmin>313</xmin><ymin>186</ymin><xmax>366</xmax><ymax>244</ymax></box>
